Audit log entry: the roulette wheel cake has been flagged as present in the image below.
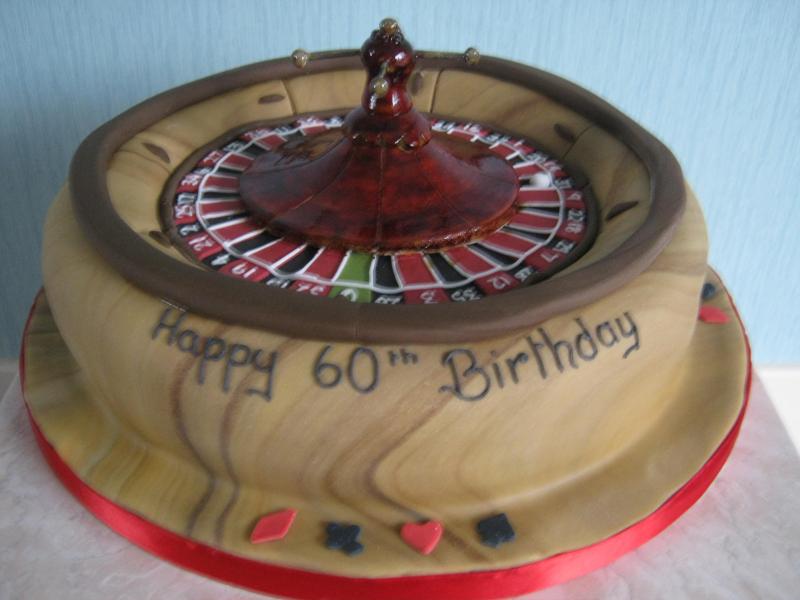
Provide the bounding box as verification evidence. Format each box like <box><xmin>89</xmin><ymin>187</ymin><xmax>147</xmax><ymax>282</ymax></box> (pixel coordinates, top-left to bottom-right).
<box><xmin>21</xmin><ymin>18</ymin><xmax>751</xmax><ymax>599</ymax></box>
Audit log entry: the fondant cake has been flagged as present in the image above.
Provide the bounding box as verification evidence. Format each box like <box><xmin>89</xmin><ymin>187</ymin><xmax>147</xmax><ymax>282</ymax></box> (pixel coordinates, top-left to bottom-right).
<box><xmin>21</xmin><ymin>19</ymin><xmax>750</xmax><ymax>599</ymax></box>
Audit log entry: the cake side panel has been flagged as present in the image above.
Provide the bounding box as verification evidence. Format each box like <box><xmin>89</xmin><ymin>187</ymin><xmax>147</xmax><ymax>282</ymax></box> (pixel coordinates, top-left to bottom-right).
<box><xmin>32</xmin><ymin>184</ymin><xmax>726</xmax><ymax>577</ymax></box>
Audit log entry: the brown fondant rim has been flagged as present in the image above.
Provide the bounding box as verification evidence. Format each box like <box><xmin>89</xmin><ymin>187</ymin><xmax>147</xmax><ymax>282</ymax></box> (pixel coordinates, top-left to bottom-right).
<box><xmin>69</xmin><ymin>52</ymin><xmax>685</xmax><ymax>343</ymax></box>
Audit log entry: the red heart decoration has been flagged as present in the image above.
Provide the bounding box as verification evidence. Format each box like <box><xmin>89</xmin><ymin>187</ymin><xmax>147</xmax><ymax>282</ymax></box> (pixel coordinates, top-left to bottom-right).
<box><xmin>250</xmin><ymin>508</ymin><xmax>297</xmax><ymax>544</ymax></box>
<box><xmin>699</xmin><ymin>305</ymin><xmax>729</xmax><ymax>324</ymax></box>
<box><xmin>401</xmin><ymin>520</ymin><xmax>443</xmax><ymax>555</ymax></box>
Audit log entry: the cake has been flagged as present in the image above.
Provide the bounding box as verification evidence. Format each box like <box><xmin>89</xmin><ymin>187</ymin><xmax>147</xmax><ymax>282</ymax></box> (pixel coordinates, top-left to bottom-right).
<box><xmin>21</xmin><ymin>19</ymin><xmax>750</xmax><ymax>599</ymax></box>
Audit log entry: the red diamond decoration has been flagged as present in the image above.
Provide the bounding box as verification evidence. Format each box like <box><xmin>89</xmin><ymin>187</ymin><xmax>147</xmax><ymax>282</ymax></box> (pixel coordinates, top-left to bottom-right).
<box><xmin>698</xmin><ymin>305</ymin><xmax>729</xmax><ymax>324</ymax></box>
<box><xmin>250</xmin><ymin>509</ymin><xmax>297</xmax><ymax>544</ymax></box>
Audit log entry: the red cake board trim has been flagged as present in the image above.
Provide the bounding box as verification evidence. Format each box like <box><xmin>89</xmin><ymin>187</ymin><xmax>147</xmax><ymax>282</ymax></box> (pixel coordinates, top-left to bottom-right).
<box><xmin>18</xmin><ymin>286</ymin><xmax>752</xmax><ymax>600</ymax></box>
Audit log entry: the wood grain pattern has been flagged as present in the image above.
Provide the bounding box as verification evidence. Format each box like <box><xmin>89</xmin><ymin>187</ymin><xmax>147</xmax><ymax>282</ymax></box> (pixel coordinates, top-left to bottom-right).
<box><xmin>431</xmin><ymin>70</ymin><xmax>592</xmax><ymax>159</ymax></box>
<box><xmin>108</xmin><ymin>79</ymin><xmax>293</xmax><ymax>260</ymax></box>
<box><xmin>23</xmin><ymin>11</ymin><xmax>752</xmax><ymax>579</ymax></box>
<box><xmin>28</xmin><ymin>169</ymin><xmax>748</xmax><ymax>577</ymax></box>
<box><xmin>557</xmin><ymin>125</ymin><xmax>652</xmax><ymax>274</ymax></box>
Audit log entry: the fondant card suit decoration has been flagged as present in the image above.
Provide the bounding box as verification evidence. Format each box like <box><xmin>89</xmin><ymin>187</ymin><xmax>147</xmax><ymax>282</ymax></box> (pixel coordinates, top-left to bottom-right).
<box><xmin>699</xmin><ymin>305</ymin><xmax>729</xmax><ymax>324</ymax></box>
<box><xmin>325</xmin><ymin>522</ymin><xmax>364</xmax><ymax>556</ymax></box>
<box><xmin>401</xmin><ymin>520</ymin><xmax>443</xmax><ymax>555</ymax></box>
<box><xmin>477</xmin><ymin>513</ymin><xmax>516</xmax><ymax>548</ymax></box>
<box><xmin>250</xmin><ymin>508</ymin><xmax>297</xmax><ymax>544</ymax></box>
<box><xmin>701</xmin><ymin>282</ymin><xmax>718</xmax><ymax>300</ymax></box>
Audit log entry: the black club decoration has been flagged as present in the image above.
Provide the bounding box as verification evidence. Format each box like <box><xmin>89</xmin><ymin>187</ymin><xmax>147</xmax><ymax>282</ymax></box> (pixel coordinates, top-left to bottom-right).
<box><xmin>325</xmin><ymin>522</ymin><xmax>364</xmax><ymax>556</ymax></box>
<box><xmin>701</xmin><ymin>282</ymin><xmax>718</xmax><ymax>300</ymax></box>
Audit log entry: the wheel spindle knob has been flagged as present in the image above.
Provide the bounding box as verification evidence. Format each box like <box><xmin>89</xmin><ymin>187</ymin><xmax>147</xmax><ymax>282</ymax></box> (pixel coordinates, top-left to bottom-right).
<box><xmin>464</xmin><ymin>47</ymin><xmax>480</xmax><ymax>65</ymax></box>
<box><xmin>291</xmin><ymin>49</ymin><xmax>309</xmax><ymax>69</ymax></box>
<box><xmin>379</xmin><ymin>17</ymin><xmax>399</xmax><ymax>35</ymax></box>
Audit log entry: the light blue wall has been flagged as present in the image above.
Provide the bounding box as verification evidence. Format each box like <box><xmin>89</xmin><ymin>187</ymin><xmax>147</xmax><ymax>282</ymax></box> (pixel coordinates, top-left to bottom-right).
<box><xmin>1</xmin><ymin>0</ymin><xmax>798</xmax><ymax>362</ymax></box>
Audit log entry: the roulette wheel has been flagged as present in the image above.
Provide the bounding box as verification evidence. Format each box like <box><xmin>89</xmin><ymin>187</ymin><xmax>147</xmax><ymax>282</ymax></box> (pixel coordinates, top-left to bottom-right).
<box><xmin>21</xmin><ymin>18</ymin><xmax>750</xmax><ymax>599</ymax></box>
<box><xmin>165</xmin><ymin>114</ymin><xmax>594</xmax><ymax>308</ymax></box>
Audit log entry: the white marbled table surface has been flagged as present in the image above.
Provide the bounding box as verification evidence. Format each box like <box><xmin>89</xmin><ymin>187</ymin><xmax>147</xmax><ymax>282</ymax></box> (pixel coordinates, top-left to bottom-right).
<box><xmin>1</xmin><ymin>372</ymin><xmax>799</xmax><ymax>600</ymax></box>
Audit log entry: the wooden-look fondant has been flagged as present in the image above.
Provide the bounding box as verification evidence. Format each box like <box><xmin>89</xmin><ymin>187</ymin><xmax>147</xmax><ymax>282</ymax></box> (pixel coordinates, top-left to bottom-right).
<box><xmin>30</xmin><ymin>177</ymin><xmax>749</xmax><ymax>577</ymax></box>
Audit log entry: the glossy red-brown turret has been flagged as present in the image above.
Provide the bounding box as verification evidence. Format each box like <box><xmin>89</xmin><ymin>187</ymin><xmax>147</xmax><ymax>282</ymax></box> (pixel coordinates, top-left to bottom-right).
<box><xmin>239</xmin><ymin>19</ymin><xmax>519</xmax><ymax>252</ymax></box>
<box><xmin>342</xmin><ymin>18</ymin><xmax>431</xmax><ymax>149</ymax></box>
<box><xmin>359</xmin><ymin>18</ymin><xmax>416</xmax><ymax>117</ymax></box>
